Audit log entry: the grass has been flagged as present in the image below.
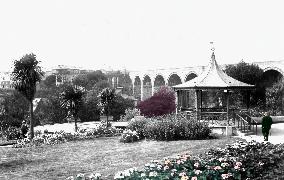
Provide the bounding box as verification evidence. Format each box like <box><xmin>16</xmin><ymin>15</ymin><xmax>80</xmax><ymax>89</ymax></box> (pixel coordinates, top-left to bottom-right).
<box><xmin>0</xmin><ymin>136</ymin><xmax>242</xmax><ymax>180</ymax></box>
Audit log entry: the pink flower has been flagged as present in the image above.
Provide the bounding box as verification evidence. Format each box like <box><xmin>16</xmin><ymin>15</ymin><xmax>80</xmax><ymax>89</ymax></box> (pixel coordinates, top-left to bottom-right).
<box><xmin>194</xmin><ymin>162</ymin><xmax>200</xmax><ymax>168</ymax></box>
<box><xmin>236</xmin><ymin>162</ymin><xmax>242</xmax><ymax>166</ymax></box>
<box><xmin>221</xmin><ymin>174</ymin><xmax>229</xmax><ymax>179</ymax></box>
<box><xmin>214</xmin><ymin>166</ymin><xmax>222</xmax><ymax>170</ymax></box>
<box><xmin>191</xmin><ymin>177</ymin><xmax>198</xmax><ymax>180</ymax></box>
<box><xmin>234</xmin><ymin>165</ymin><xmax>240</xmax><ymax>170</ymax></box>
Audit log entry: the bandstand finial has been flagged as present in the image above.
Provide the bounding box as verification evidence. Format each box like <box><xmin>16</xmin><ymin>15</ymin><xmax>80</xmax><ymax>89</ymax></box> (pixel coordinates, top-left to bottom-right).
<box><xmin>210</xmin><ymin>42</ymin><xmax>215</xmax><ymax>60</ymax></box>
<box><xmin>210</xmin><ymin>41</ymin><xmax>215</xmax><ymax>52</ymax></box>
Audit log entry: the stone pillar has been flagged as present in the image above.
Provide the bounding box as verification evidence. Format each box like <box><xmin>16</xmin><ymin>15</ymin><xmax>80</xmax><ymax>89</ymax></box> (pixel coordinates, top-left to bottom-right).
<box><xmin>140</xmin><ymin>78</ymin><xmax>144</xmax><ymax>101</ymax></box>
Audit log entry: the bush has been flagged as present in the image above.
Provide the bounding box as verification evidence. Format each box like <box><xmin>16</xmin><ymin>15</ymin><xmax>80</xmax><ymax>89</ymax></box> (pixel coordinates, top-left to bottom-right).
<box><xmin>127</xmin><ymin>116</ymin><xmax>148</xmax><ymax>138</ymax></box>
<box><xmin>119</xmin><ymin>129</ymin><xmax>139</xmax><ymax>143</ymax></box>
<box><xmin>137</xmin><ymin>86</ymin><xmax>175</xmax><ymax>117</ymax></box>
<box><xmin>2</xmin><ymin>126</ymin><xmax>21</xmax><ymax>140</ymax></box>
<box><xmin>0</xmin><ymin>90</ymin><xmax>29</xmax><ymax>129</ymax></box>
<box><xmin>78</xmin><ymin>90</ymin><xmax>101</xmax><ymax>122</ymax></box>
<box><xmin>109</xmin><ymin>95</ymin><xmax>135</xmax><ymax>121</ymax></box>
<box><xmin>143</xmin><ymin>114</ymin><xmax>210</xmax><ymax>141</ymax></box>
<box><xmin>119</xmin><ymin>108</ymin><xmax>140</xmax><ymax>122</ymax></box>
<box><xmin>127</xmin><ymin>114</ymin><xmax>210</xmax><ymax>141</ymax></box>
<box><xmin>266</xmin><ymin>77</ymin><xmax>284</xmax><ymax>115</ymax></box>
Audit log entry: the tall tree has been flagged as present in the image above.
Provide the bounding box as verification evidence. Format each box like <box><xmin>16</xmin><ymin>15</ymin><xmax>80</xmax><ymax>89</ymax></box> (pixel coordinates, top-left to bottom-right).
<box><xmin>224</xmin><ymin>61</ymin><xmax>264</xmax><ymax>107</ymax></box>
<box><xmin>12</xmin><ymin>54</ymin><xmax>44</xmax><ymax>139</ymax></box>
<box><xmin>100</xmin><ymin>88</ymin><xmax>115</xmax><ymax>127</ymax></box>
<box><xmin>60</xmin><ymin>84</ymin><xmax>84</xmax><ymax>132</ymax></box>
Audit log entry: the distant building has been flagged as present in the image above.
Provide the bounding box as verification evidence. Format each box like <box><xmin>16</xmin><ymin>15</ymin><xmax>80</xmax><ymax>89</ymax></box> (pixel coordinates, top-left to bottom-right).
<box><xmin>45</xmin><ymin>65</ymin><xmax>93</xmax><ymax>86</ymax></box>
<box><xmin>0</xmin><ymin>72</ymin><xmax>13</xmax><ymax>89</ymax></box>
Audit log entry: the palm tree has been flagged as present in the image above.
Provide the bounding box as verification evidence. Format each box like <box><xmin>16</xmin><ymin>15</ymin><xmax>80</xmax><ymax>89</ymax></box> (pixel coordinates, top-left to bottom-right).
<box><xmin>100</xmin><ymin>88</ymin><xmax>115</xmax><ymax>127</ymax></box>
<box><xmin>60</xmin><ymin>84</ymin><xmax>83</xmax><ymax>132</ymax></box>
<box><xmin>12</xmin><ymin>54</ymin><xmax>44</xmax><ymax>139</ymax></box>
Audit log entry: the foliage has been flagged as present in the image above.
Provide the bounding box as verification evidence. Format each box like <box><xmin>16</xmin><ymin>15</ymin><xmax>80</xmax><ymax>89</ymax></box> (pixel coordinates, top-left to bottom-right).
<box><xmin>1</xmin><ymin>126</ymin><xmax>21</xmax><ymax>140</ymax></box>
<box><xmin>73</xmin><ymin>70</ymin><xmax>108</xmax><ymax>90</ymax></box>
<box><xmin>128</xmin><ymin>114</ymin><xmax>210</xmax><ymax>141</ymax></box>
<box><xmin>225</xmin><ymin>61</ymin><xmax>264</xmax><ymax>107</ymax></box>
<box><xmin>41</xmin><ymin>74</ymin><xmax>56</xmax><ymax>88</ymax></box>
<box><xmin>93</xmin><ymin>80</ymin><xmax>111</xmax><ymax>92</ymax></box>
<box><xmin>0</xmin><ymin>90</ymin><xmax>29</xmax><ymax>129</ymax></box>
<box><xmin>119</xmin><ymin>129</ymin><xmax>139</xmax><ymax>143</ymax></box>
<box><xmin>119</xmin><ymin>108</ymin><xmax>141</xmax><ymax>122</ymax></box>
<box><xmin>68</xmin><ymin>141</ymin><xmax>284</xmax><ymax>179</ymax></box>
<box><xmin>61</xmin><ymin>84</ymin><xmax>84</xmax><ymax>132</ymax></box>
<box><xmin>137</xmin><ymin>86</ymin><xmax>176</xmax><ymax>117</ymax></box>
<box><xmin>115</xmin><ymin>141</ymin><xmax>284</xmax><ymax>179</ymax></box>
<box><xmin>145</xmin><ymin>114</ymin><xmax>210</xmax><ymax>141</ymax></box>
<box><xmin>109</xmin><ymin>95</ymin><xmax>135</xmax><ymax>121</ymax></box>
<box><xmin>34</xmin><ymin>96</ymin><xmax>68</xmax><ymax>125</ymax></box>
<box><xmin>127</xmin><ymin>116</ymin><xmax>148</xmax><ymax>138</ymax></box>
<box><xmin>266</xmin><ymin>77</ymin><xmax>284</xmax><ymax>115</ymax></box>
<box><xmin>11</xmin><ymin>53</ymin><xmax>44</xmax><ymax>139</ymax></box>
<box><xmin>13</xmin><ymin>124</ymin><xmax>119</xmax><ymax>148</ymax></box>
<box><xmin>78</xmin><ymin>90</ymin><xmax>101</xmax><ymax>122</ymax></box>
<box><xmin>100</xmin><ymin>88</ymin><xmax>115</xmax><ymax>126</ymax></box>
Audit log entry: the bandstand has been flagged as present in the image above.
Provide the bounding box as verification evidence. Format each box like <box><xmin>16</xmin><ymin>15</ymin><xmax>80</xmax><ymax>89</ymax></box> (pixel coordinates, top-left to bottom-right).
<box><xmin>173</xmin><ymin>50</ymin><xmax>255</xmax><ymax>127</ymax></box>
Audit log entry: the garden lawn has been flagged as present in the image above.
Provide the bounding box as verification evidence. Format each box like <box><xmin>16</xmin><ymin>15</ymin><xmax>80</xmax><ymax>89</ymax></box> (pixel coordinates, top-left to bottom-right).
<box><xmin>0</xmin><ymin>136</ymin><xmax>241</xmax><ymax>180</ymax></box>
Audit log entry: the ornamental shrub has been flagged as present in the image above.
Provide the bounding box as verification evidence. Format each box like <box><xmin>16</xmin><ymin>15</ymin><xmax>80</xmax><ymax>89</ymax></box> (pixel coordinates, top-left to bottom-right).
<box><xmin>119</xmin><ymin>129</ymin><xmax>139</xmax><ymax>143</ymax></box>
<box><xmin>119</xmin><ymin>108</ymin><xmax>140</xmax><ymax>122</ymax></box>
<box><xmin>127</xmin><ymin>114</ymin><xmax>210</xmax><ymax>141</ymax></box>
<box><xmin>127</xmin><ymin>116</ymin><xmax>148</xmax><ymax>138</ymax></box>
<box><xmin>143</xmin><ymin>114</ymin><xmax>210</xmax><ymax>141</ymax></box>
<box><xmin>137</xmin><ymin>86</ymin><xmax>175</xmax><ymax>117</ymax></box>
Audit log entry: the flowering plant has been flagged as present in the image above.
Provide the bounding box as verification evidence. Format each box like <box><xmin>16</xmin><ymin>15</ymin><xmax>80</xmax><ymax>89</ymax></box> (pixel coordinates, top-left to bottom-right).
<box><xmin>13</xmin><ymin>125</ymin><xmax>120</xmax><ymax>148</ymax></box>
<box><xmin>119</xmin><ymin>129</ymin><xmax>139</xmax><ymax>143</ymax></box>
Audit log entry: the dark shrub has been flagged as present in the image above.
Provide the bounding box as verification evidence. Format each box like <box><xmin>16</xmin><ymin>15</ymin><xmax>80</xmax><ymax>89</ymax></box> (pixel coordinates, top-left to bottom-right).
<box><xmin>2</xmin><ymin>126</ymin><xmax>21</xmax><ymax>140</ymax></box>
<box><xmin>110</xmin><ymin>95</ymin><xmax>135</xmax><ymax>121</ymax></box>
<box><xmin>78</xmin><ymin>90</ymin><xmax>101</xmax><ymax>122</ymax></box>
<box><xmin>0</xmin><ymin>90</ymin><xmax>29</xmax><ymax>129</ymax></box>
<box><xmin>137</xmin><ymin>86</ymin><xmax>175</xmax><ymax>117</ymax></box>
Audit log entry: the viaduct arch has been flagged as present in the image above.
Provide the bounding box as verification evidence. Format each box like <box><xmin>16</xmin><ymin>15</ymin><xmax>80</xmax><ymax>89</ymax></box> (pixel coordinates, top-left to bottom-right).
<box><xmin>128</xmin><ymin>60</ymin><xmax>284</xmax><ymax>101</ymax></box>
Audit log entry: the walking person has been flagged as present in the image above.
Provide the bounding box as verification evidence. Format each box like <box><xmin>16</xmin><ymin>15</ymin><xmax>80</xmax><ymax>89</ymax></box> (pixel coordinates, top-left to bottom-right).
<box><xmin>261</xmin><ymin>112</ymin><xmax>273</xmax><ymax>141</ymax></box>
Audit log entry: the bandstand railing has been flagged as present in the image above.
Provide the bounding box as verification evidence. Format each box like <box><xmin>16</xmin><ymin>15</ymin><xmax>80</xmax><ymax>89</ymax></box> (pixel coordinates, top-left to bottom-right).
<box><xmin>235</xmin><ymin>111</ymin><xmax>258</xmax><ymax>135</ymax></box>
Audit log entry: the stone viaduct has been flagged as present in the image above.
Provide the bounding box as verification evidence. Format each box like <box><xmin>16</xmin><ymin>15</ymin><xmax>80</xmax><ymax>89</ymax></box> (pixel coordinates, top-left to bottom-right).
<box><xmin>128</xmin><ymin>60</ymin><xmax>284</xmax><ymax>101</ymax></box>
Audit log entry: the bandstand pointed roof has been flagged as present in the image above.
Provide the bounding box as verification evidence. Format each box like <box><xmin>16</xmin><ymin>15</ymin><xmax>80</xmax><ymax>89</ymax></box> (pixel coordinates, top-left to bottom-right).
<box><xmin>173</xmin><ymin>52</ymin><xmax>254</xmax><ymax>90</ymax></box>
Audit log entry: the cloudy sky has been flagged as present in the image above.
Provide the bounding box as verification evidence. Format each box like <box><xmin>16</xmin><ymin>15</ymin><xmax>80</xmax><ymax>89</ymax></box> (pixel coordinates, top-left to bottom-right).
<box><xmin>0</xmin><ymin>0</ymin><xmax>283</xmax><ymax>72</ymax></box>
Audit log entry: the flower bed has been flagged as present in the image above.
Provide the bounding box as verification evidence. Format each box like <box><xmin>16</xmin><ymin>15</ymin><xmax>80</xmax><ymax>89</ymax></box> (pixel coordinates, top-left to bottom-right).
<box><xmin>13</xmin><ymin>125</ymin><xmax>121</xmax><ymax>148</ymax></box>
<box><xmin>67</xmin><ymin>141</ymin><xmax>284</xmax><ymax>179</ymax></box>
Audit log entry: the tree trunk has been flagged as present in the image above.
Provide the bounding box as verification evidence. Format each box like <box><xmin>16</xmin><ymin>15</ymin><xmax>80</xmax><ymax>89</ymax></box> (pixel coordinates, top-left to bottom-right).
<box><xmin>30</xmin><ymin>101</ymin><xmax>34</xmax><ymax>139</ymax></box>
<box><xmin>74</xmin><ymin>116</ymin><xmax>78</xmax><ymax>132</ymax></box>
<box><xmin>106</xmin><ymin>105</ymin><xmax>109</xmax><ymax>127</ymax></box>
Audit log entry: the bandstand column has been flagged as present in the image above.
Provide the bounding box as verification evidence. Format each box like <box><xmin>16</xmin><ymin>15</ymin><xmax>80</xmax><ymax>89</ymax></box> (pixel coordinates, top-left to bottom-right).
<box><xmin>140</xmin><ymin>79</ymin><xmax>144</xmax><ymax>101</ymax></box>
<box><xmin>226</xmin><ymin>89</ymin><xmax>230</xmax><ymax>125</ymax></box>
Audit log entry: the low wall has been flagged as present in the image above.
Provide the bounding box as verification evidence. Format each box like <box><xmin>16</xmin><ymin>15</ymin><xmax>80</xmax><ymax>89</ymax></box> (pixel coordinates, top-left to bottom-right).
<box><xmin>210</xmin><ymin>126</ymin><xmax>236</xmax><ymax>136</ymax></box>
<box><xmin>251</xmin><ymin>116</ymin><xmax>284</xmax><ymax>124</ymax></box>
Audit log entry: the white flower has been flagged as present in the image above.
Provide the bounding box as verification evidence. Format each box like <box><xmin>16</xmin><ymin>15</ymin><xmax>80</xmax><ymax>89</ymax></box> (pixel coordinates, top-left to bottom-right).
<box><xmin>140</xmin><ymin>173</ymin><xmax>146</xmax><ymax>177</ymax></box>
<box><xmin>150</xmin><ymin>163</ymin><xmax>156</xmax><ymax>168</ymax></box>
<box><xmin>194</xmin><ymin>170</ymin><xmax>202</xmax><ymax>175</ymax></box>
<box><xmin>149</xmin><ymin>171</ymin><xmax>158</xmax><ymax>177</ymax></box>
<box><xmin>123</xmin><ymin>170</ymin><xmax>131</xmax><ymax>177</ymax></box>
<box><xmin>114</xmin><ymin>172</ymin><xmax>124</xmax><ymax>179</ymax></box>
<box><xmin>76</xmin><ymin>173</ymin><xmax>85</xmax><ymax>178</ymax></box>
<box><xmin>66</xmin><ymin>176</ymin><xmax>74</xmax><ymax>180</ymax></box>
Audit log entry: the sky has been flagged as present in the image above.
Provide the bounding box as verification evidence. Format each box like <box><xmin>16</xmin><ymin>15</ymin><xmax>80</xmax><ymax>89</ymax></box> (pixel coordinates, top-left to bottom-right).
<box><xmin>0</xmin><ymin>0</ymin><xmax>284</xmax><ymax>72</ymax></box>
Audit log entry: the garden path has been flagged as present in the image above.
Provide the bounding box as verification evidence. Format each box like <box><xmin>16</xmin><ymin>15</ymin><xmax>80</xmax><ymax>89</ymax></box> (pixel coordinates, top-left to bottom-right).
<box><xmin>239</xmin><ymin>123</ymin><xmax>284</xmax><ymax>144</ymax></box>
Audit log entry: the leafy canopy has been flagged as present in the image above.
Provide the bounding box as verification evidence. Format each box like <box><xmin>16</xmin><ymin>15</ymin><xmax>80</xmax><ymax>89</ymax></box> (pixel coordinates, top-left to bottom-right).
<box><xmin>12</xmin><ymin>53</ymin><xmax>44</xmax><ymax>102</ymax></box>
